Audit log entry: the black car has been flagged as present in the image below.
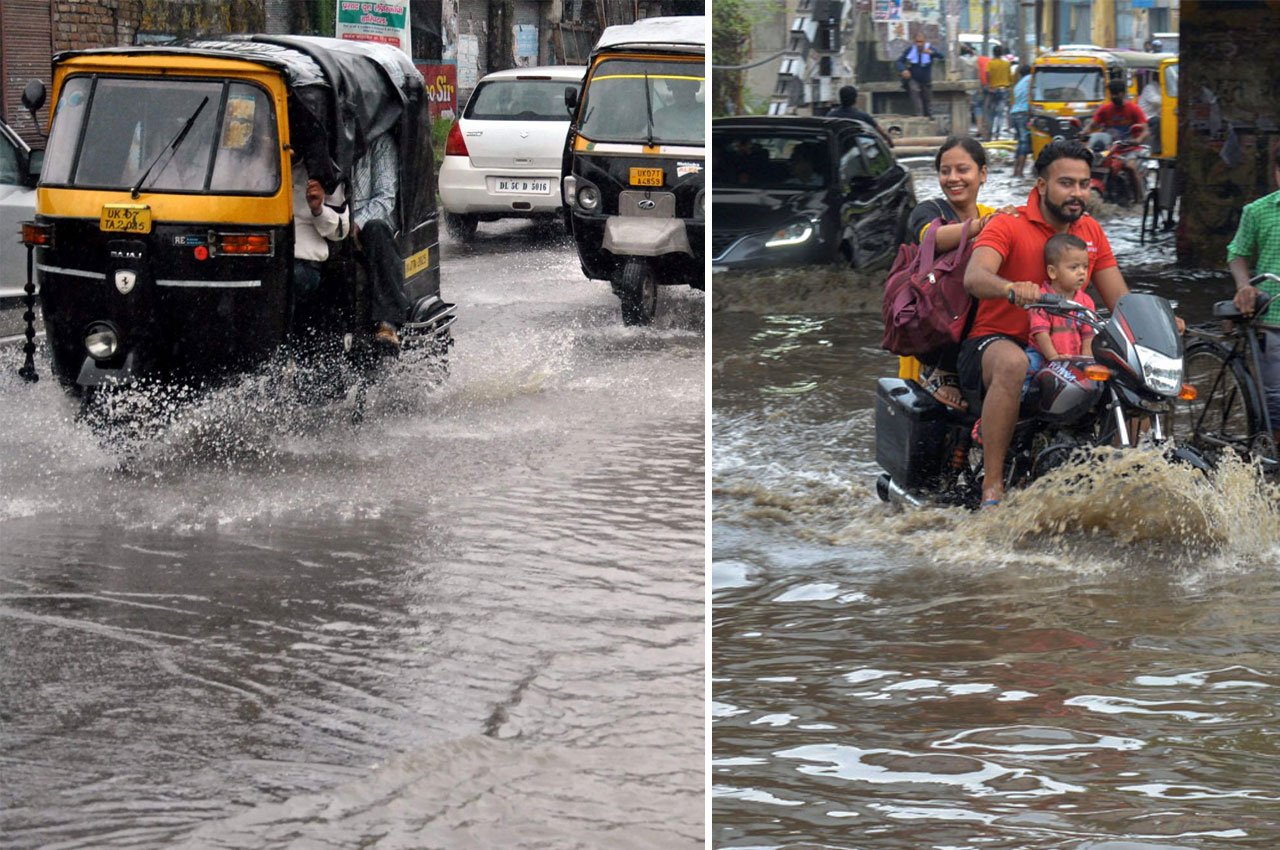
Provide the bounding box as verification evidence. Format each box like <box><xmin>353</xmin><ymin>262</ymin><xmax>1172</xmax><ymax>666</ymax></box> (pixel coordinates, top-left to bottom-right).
<box><xmin>711</xmin><ymin>116</ymin><xmax>915</xmax><ymax>271</ymax></box>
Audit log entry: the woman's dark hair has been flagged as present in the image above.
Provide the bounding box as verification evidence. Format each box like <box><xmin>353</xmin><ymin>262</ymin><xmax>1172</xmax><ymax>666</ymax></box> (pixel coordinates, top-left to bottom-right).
<box><xmin>1034</xmin><ymin>139</ymin><xmax>1093</xmax><ymax>176</ymax></box>
<box><xmin>934</xmin><ymin>135</ymin><xmax>987</xmax><ymax>171</ymax></box>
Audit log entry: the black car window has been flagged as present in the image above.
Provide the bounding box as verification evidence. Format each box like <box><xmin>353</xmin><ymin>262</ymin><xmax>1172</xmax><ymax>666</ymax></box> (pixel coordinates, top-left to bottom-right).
<box><xmin>839</xmin><ymin>133</ymin><xmax>869</xmax><ymax>181</ymax></box>
<box><xmin>712</xmin><ymin>132</ymin><xmax>828</xmax><ymax>189</ymax></box>
<box><xmin>0</xmin><ymin>132</ymin><xmax>19</xmax><ymax>186</ymax></box>
<box><xmin>859</xmin><ymin>135</ymin><xmax>890</xmax><ymax>176</ymax></box>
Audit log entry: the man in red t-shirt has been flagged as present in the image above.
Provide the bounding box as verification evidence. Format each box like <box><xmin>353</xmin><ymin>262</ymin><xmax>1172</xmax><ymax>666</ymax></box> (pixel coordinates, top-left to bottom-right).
<box><xmin>1084</xmin><ymin>79</ymin><xmax>1149</xmax><ymax>148</ymax></box>
<box><xmin>958</xmin><ymin>140</ymin><xmax>1129</xmax><ymax>507</ymax></box>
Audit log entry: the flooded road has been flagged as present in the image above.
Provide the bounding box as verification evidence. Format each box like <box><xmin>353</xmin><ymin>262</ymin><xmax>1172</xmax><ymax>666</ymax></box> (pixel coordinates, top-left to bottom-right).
<box><xmin>0</xmin><ymin>223</ymin><xmax>705</xmax><ymax>849</ymax></box>
<box><xmin>712</xmin><ymin>161</ymin><xmax>1280</xmax><ymax>848</ymax></box>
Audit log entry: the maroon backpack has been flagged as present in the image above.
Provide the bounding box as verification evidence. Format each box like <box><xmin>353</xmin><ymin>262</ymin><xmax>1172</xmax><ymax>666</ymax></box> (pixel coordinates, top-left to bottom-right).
<box><xmin>880</xmin><ymin>215</ymin><xmax>976</xmax><ymax>357</ymax></box>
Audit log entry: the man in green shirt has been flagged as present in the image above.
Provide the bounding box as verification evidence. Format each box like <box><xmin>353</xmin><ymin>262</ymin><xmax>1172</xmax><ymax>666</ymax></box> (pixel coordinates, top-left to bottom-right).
<box><xmin>1229</xmin><ymin>157</ymin><xmax>1280</xmax><ymax>437</ymax></box>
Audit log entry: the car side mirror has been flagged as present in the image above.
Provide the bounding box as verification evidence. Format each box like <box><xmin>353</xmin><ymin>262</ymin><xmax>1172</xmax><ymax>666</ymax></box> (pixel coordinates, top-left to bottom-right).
<box><xmin>564</xmin><ymin>86</ymin><xmax>578</xmax><ymax>115</ymax></box>
<box><xmin>24</xmin><ymin>149</ymin><xmax>43</xmax><ymax>188</ymax></box>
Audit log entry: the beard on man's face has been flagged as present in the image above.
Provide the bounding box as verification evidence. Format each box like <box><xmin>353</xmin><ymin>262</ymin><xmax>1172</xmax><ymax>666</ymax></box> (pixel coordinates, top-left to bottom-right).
<box><xmin>1044</xmin><ymin>192</ymin><xmax>1086</xmax><ymax>223</ymax></box>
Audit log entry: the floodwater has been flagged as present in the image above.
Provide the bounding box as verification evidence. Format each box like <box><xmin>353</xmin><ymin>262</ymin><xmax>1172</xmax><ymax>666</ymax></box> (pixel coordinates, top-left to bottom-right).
<box><xmin>0</xmin><ymin>223</ymin><xmax>705</xmax><ymax>849</ymax></box>
<box><xmin>712</xmin><ymin>158</ymin><xmax>1280</xmax><ymax>848</ymax></box>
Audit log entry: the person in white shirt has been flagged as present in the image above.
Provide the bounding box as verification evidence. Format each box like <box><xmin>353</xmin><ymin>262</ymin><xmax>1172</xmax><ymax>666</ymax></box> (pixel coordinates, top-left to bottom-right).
<box><xmin>291</xmin><ymin>160</ymin><xmax>348</xmax><ymax>302</ymax></box>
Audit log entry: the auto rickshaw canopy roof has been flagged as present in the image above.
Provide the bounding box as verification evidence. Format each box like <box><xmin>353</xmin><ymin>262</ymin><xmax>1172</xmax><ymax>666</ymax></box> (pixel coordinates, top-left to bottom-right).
<box><xmin>51</xmin><ymin>35</ymin><xmax>433</xmax><ymax>231</ymax></box>
<box><xmin>592</xmin><ymin>16</ymin><xmax>705</xmax><ymax>56</ymax></box>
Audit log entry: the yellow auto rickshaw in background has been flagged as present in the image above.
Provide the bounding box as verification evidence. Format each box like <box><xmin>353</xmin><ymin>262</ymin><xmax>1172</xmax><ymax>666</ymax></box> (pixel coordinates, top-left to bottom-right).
<box><xmin>20</xmin><ymin>36</ymin><xmax>453</xmax><ymax>404</ymax></box>
<box><xmin>1027</xmin><ymin>49</ymin><xmax>1124</xmax><ymax>159</ymax></box>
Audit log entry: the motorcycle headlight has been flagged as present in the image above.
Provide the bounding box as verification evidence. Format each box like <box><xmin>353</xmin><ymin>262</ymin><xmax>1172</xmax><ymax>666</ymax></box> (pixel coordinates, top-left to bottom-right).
<box><xmin>765</xmin><ymin>220</ymin><xmax>814</xmax><ymax>248</ymax></box>
<box><xmin>577</xmin><ymin>184</ymin><xmax>600</xmax><ymax>211</ymax></box>
<box><xmin>84</xmin><ymin>322</ymin><xmax>120</xmax><ymax>361</ymax></box>
<box><xmin>1134</xmin><ymin>344</ymin><xmax>1182</xmax><ymax>396</ymax></box>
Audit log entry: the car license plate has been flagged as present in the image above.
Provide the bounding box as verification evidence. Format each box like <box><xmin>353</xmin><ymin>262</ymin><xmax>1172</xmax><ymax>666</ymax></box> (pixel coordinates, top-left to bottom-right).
<box><xmin>629</xmin><ymin>167</ymin><xmax>664</xmax><ymax>187</ymax></box>
<box><xmin>100</xmin><ymin>204</ymin><xmax>152</xmax><ymax>234</ymax></box>
<box><xmin>495</xmin><ymin>178</ymin><xmax>551</xmax><ymax>194</ymax></box>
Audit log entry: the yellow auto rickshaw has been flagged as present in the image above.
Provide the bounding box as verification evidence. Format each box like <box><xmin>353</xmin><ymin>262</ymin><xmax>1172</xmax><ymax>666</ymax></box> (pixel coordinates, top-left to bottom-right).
<box><xmin>20</xmin><ymin>36</ymin><xmax>453</xmax><ymax>400</ymax></box>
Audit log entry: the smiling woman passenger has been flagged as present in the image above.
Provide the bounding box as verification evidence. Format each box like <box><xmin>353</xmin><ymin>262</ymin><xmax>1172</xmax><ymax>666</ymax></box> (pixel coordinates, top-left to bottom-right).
<box><xmin>904</xmin><ymin>136</ymin><xmax>1014</xmax><ymax>409</ymax></box>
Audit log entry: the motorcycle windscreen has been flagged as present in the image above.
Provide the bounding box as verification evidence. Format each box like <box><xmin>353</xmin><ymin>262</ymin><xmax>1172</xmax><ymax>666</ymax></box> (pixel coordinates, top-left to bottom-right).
<box><xmin>1104</xmin><ymin>293</ymin><xmax>1182</xmax><ymax>357</ymax></box>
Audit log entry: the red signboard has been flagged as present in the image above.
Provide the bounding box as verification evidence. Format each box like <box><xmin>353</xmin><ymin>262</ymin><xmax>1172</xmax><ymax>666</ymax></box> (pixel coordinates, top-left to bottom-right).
<box><xmin>418</xmin><ymin>62</ymin><xmax>458</xmax><ymax>118</ymax></box>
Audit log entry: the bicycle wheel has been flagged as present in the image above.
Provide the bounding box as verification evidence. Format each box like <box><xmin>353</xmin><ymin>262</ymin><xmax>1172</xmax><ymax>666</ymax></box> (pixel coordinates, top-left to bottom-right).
<box><xmin>1172</xmin><ymin>341</ymin><xmax>1263</xmax><ymax>461</ymax></box>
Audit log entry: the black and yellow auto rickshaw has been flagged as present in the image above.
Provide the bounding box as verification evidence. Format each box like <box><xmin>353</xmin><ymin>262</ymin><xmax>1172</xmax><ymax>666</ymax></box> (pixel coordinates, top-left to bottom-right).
<box><xmin>1027</xmin><ymin>49</ymin><xmax>1125</xmax><ymax>159</ymax></box>
<box><xmin>20</xmin><ymin>35</ymin><xmax>453</xmax><ymax>398</ymax></box>
<box><xmin>561</xmin><ymin>16</ymin><xmax>705</xmax><ymax>325</ymax></box>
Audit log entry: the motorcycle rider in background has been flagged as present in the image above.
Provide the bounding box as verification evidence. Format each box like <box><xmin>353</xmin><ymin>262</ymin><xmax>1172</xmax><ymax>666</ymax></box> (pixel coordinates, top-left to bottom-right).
<box><xmin>1082</xmin><ymin>79</ymin><xmax>1149</xmax><ymax>202</ymax></box>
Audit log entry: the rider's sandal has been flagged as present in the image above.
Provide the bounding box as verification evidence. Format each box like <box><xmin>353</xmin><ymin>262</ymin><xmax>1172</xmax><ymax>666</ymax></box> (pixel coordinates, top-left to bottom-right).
<box><xmin>923</xmin><ymin>370</ymin><xmax>967</xmax><ymax>411</ymax></box>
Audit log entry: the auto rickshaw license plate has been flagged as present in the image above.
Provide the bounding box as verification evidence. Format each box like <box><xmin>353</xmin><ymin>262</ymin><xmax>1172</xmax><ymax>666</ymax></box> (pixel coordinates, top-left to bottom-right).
<box><xmin>629</xmin><ymin>167</ymin><xmax>664</xmax><ymax>187</ymax></box>
<box><xmin>100</xmin><ymin>204</ymin><xmax>152</xmax><ymax>234</ymax></box>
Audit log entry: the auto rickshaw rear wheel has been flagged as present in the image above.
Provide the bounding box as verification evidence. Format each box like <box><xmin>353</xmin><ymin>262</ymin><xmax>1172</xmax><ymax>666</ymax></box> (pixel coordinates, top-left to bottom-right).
<box><xmin>618</xmin><ymin>259</ymin><xmax>658</xmax><ymax>326</ymax></box>
<box><xmin>444</xmin><ymin>212</ymin><xmax>478</xmax><ymax>242</ymax></box>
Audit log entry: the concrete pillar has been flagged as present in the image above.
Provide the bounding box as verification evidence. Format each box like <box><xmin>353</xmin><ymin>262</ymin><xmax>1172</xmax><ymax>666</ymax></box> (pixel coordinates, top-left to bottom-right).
<box><xmin>1090</xmin><ymin>0</ymin><xmax>1114</xmax><ymax>48</ymax></box>
<box><xmin>1175</xmin><ymin>0</ymin><xmax>1280</xmax><ymax>268</ymax></box>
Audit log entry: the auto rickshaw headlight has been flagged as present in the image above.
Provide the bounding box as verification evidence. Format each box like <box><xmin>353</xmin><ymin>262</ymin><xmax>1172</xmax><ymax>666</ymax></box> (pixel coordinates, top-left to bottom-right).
<box><xmin>84</xmin><ymin>322</ymin><xmax>120</xmax><ymax>361</ymax></box>
<box><xmin>578</xmin><ymin>184</ymin><xmax>601</xmax><ymax>211</ymax></box>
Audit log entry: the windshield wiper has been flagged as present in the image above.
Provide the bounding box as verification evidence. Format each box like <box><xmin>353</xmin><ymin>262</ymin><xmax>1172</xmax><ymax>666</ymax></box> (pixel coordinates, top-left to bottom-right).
<box><xmin>643</xmin><ymin>71</ymin><xmax>656</xmax><ymax>147</ymax></box>
<box><xmin>131</xmin><ymin>96</ymin><xmax>209</xmax><ymax>199</ymax></box>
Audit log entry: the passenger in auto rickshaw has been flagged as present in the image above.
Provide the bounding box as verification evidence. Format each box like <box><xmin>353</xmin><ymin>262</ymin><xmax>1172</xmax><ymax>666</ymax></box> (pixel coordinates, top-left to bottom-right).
<box><xmin>352</xmin><ymin>131</ymin><xmax>411</xmax><ymax>351</ymax></box>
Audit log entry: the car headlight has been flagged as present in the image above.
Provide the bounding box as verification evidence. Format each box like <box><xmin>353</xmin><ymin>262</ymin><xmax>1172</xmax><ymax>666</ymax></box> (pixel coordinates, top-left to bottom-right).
<box><xmin>84</xmin><ymin>322</ymin><xmax>119</xmax><ymax>361</ymax></box>
<box><xmin>1134</xmin><ymin>344</ymin><xmax>1182</xmax><ymax>396</ymax></box>
<box><xmin>764</xmin><ymin>221</ymin><xmax>814</xmax><ymax>248</ymax></box>
<box><xmin>578</xmin><ymin>185</ymin><xmax>600</xmax><ymax>211</ymax></box>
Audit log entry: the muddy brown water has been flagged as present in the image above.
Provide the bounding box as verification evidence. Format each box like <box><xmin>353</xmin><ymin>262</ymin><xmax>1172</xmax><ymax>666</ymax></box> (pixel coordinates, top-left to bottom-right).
<box><xmin>713</xmin><ymin>161</ymin><xmax>1280</xmax><ymax>848</ymax></box>
<box><xmin>0</xmin><ymin>224</ymin><xmax>705</xmax><ymax>849</ymax></box>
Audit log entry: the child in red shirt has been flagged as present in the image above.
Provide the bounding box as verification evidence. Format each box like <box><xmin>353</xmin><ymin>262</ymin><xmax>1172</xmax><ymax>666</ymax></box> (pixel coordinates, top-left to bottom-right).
<box><xmin>1024</xmin><ymin>233</ymin><xmax>1096</xmax><ymax>394</ymax></box>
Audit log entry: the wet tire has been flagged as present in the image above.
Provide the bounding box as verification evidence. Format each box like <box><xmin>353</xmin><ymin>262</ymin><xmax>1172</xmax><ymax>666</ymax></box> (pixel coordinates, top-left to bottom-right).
<box><xmin>1172</xmin><ymin>342</ymin><xmax>1263</xmax><ymax>463</ymax></box>
<box><xmin>618</xmin><ymin>260</ymin><xmax>657</xmax><ymax>326</ymax></box>
<box><xmin>444</xmin><ymin>212</ymin><xmax>478</xmax><ymax>242</ymax></box>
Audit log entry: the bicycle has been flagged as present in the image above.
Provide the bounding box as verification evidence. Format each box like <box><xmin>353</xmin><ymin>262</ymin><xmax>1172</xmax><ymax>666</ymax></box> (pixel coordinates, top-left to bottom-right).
<box><xmin>1173</xmin><ymin>273</ymin><xmax>1280</xmax><ymax>468</ymax></box>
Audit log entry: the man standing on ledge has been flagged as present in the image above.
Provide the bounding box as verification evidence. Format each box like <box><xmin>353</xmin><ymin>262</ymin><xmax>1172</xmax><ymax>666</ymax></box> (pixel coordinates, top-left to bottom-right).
<box><xmin>896</xmin><ymin>32</ymin><xmax>944</xmax><ymax>118</ymax></box>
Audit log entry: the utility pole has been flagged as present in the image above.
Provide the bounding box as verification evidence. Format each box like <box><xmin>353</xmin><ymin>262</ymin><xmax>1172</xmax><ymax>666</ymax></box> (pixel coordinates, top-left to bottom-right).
<box><xmin>1016</xmin><ymin>0</ymin><xmax>1027</xmax><ymax>66</ymax></box>
<box><xmin>981</xmin><ymin>0</ymin><xmax>990</xmax><ymax>57</ymax></box>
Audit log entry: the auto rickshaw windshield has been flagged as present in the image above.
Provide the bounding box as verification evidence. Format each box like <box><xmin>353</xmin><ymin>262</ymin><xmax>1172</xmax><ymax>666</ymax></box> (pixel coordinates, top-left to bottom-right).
<box><xmin>579</xmin><ymin>58</ymin><xmax>704</xmax><ymax>145</ymax></box>
<box><xmin>41</xmin><ymin>75</ymin><xmax>280</xmax><ymax>194</ymax></box>
<box><xmin>1032</xmin><ymin>66</ymin><xmax>1105</xmax><ymax>101</ymax></box>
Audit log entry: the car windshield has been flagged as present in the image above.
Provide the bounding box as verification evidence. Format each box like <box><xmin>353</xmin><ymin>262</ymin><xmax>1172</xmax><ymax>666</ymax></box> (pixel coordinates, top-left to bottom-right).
<box><xmin>1033</xmin><ymin>67</ymin><xmax>1105</xmax><ymax>101</ymax></box>
<box><xmin>711</xmin><ymin>132</ymin><xmax>829</xmax><ymax>190</ymax></box>
<box><xmin>42</xmin><ymin>76</ymin><xmax>280</xmax><ymax>194</ymax></box>
<box><xmin>579</xmin><ymin>58</ymin><xmax>704</xmax><ymax>145</ymax></box>
<box><xmin>466</xmin><ymin>79</ymin><xmax>575</xmax><ymax>121</ymax></box>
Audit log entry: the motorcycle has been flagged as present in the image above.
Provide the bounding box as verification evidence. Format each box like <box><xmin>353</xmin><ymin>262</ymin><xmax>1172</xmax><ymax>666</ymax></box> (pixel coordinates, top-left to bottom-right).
<box><xmin>1090</xmin><ymin>138</ymin><xmax>1148</xmax><ymax>208</ymax></box>
<box><xmin>874</xmin><ymin>292</ymin><xmax>1204</xmax><ymax>509</ymax></box>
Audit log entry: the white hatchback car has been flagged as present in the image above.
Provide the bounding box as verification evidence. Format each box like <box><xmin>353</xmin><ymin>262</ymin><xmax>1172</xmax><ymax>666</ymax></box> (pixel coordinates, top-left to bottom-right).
<box><xmin>438</xmin><ymin>65</ymin><xmax>585</xmax><ymax>241</ymax></box>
